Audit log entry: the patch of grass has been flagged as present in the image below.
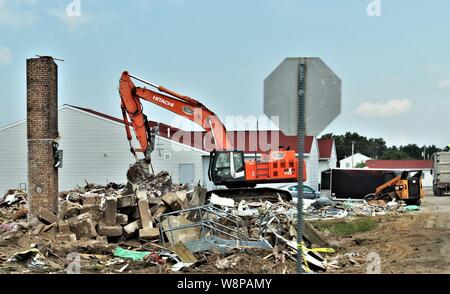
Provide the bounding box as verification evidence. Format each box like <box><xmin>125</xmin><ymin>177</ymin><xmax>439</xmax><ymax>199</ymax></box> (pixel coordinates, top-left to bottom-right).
<box><xmin>312</xmin><ymin>217</ymin><xmax>377</xmax><ymax>236</ymax></box>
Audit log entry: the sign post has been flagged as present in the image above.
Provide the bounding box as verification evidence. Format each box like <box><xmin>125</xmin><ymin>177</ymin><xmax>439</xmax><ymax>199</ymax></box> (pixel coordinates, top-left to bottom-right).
<box><xmin>264</xmin><ymin>57</ymin><xmax>342</xmax><ymax>273</ymax></box>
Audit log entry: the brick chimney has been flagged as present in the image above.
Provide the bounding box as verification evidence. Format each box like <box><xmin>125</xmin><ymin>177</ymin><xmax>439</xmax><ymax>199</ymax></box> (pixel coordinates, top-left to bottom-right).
<box><xmin>27</xmin><ymin>56</ymin><xmax>59</xmax><ymax>215</ymax></box>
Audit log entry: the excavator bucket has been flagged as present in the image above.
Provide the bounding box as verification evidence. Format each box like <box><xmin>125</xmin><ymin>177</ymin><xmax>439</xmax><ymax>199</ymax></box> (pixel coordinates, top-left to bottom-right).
<box><xmin>127</xmin><ymin>159</ymin><xmax>152</xmax><ymax>184</ymax></box>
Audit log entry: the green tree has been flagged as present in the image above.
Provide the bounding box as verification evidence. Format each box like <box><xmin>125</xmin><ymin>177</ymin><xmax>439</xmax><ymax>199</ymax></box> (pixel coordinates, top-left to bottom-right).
<box><xmin>399</xmin><ymin>144</ymin><xmax>422</xmax><ymax>159</ymax></box>
<box><xmin>425</xmin><ymin>145</ymin><xmax>442</xmax><ymax>159</ymax></box>
<box><xmin>355</xmin><ymin>161</ymin><xmax>366</xmax><ymax>168</ymax></box>
<box><xmin>321</xmin><ymin>132</ymin><xmax>444</xmax><ymax>161</ymax></box>
<box><xmin>320</xmin><ymin>133</ymin><xmax>333</xmax><ymax>139</ymax></box>
<box><xmin>380</xmin><ymin>147</ymin><xmax>410</xmax><ymax>160</ymax></box>
<box><xmin>321</xmin><ymin>132</ymin><xmax>387</xmax><ymax>161</ymax></box>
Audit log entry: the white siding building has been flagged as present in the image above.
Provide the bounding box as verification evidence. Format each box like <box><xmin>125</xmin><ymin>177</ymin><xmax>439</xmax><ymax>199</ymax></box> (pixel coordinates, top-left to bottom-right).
<box><xmin>305</xmin><ymin>137</ymin><xmax>320</xmax><ymax>191</ymax></box>
<box><xmin>339</xmin><ymin>153</ymin><xmax>371</xmax><ymax>168</ymax></box>
<box><xmin>0</xmin><ymin>105</ymin><xmax>210</xmax><ymax>196</ymax></box>
<box><xmin>317</xmin><ymin>138</ymin><xmax>338</xmax><ymax>186</ymax></box>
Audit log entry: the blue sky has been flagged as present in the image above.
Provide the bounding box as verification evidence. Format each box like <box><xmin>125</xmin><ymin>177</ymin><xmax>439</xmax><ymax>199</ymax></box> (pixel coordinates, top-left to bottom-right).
<box><xmin>0</xmin><ymin>0</ymin><xmax>449</xmax><ymax>147</ymax></box>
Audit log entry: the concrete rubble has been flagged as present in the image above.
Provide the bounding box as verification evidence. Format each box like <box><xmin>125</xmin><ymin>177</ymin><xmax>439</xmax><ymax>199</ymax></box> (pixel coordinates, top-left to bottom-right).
<box><xmin>0</xmin><ymin>164</ymin><xmax>421</xmax><ymax>274</ymax></box>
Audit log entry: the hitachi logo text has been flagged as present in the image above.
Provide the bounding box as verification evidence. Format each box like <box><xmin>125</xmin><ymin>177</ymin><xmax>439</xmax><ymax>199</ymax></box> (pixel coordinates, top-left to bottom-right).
<box><xmin>153</xmin><ymin>96</ymin><xmax>174</xmax><ymax>108</ymax></box>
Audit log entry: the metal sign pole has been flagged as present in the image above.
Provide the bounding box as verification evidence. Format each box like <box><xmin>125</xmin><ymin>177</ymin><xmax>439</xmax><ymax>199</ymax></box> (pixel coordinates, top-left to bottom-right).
<box><xmin>296</xmin><ymin>59</ymin><xmax>306</xmax><ymax>274</ymax></box>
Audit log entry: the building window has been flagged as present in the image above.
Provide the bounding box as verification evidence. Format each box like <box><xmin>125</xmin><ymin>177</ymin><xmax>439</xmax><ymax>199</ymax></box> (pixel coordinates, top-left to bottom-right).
<box><xmin>164</xmin><ymin>153</ymin><xmax>172</xmax><ymax>160</ymax></box>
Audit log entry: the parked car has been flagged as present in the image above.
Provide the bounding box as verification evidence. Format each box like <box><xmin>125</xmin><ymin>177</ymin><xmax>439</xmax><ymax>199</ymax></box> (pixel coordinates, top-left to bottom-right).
<box><xmin>279</xmin><ymin>184</ymin><xmax>320</xmax><ymax>199</ymax></box>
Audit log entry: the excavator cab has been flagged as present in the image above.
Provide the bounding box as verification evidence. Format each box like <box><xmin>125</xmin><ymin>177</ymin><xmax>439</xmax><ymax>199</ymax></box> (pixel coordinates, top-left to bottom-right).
<box><xmin>209</xmin><ymin>149</ymin><xmax>305</xmax><ymax>189</ymax></box>
<box><xmin>208</xmin><ymin>151</ymin><xmax>246</xmax><ymax>188</ymax></box>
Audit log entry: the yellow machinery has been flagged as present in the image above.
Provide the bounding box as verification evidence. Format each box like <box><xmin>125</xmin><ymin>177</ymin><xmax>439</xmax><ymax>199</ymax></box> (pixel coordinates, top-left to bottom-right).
<box><xmin>366</xmin><ymin>170</ymin><xmax>424</xmax><ymax>206</ymax></box>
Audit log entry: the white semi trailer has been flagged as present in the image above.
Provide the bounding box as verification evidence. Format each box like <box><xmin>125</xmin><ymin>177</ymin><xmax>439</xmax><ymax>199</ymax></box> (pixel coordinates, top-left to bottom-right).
<box><xmin>432</xmin><ymin>152</ymin><xmax>450</xmax><ymax>196</ymax></box>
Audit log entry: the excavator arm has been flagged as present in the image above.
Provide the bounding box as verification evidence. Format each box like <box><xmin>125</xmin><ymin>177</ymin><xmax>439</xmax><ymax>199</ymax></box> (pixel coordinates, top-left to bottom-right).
<box><xmin>119</xmin><ymin>71</ymin><xmax>232</xmax><ymax>161</ymax></box>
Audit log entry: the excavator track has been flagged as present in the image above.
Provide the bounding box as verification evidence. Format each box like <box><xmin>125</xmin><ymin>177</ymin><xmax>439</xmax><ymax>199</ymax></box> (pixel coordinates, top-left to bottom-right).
<box><xmin>207</xmin><ymin>187</ymin><xmax>293</xmax><ymax>203</ymax></box>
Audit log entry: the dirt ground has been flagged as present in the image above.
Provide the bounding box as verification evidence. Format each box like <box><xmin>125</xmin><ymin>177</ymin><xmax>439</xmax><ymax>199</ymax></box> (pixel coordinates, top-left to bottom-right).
<box><xmin>328</xmin><ymin>190</ymin><xmax>450</xmax><ymax>273</ymax></box>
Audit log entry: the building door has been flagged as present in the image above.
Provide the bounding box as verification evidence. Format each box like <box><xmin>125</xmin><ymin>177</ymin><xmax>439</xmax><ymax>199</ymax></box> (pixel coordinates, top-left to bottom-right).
<box><xmin>179</xmin><ymin>164</ymin><xmax>195</xmax><ymax>185</ymax></box>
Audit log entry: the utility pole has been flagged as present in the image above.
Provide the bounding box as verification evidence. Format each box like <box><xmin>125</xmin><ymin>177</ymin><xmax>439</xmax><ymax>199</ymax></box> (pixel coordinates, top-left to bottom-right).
<box><xmin>351</xmin><ymin>141</ymin><xmax>355</xmax><ymax>168</ymax></box>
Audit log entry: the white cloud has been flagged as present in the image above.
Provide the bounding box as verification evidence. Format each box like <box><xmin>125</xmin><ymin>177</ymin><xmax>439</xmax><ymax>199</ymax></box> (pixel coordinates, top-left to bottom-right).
<box><xmin>437</xmin><ymin>79</ymin><xmax>450</xmax><ymax>89</ymax></box>
<box><xmin>356</xmin><ymin>98</ymin><xmax>412</xmax><ymax>118</ymax></box>
<box><xmin>0</xmin><ymin>0</ymin><xmax>91</xmax><ymax>29</ymax></box>
<box><xmin>0</xmin><ymin>47</ymin><xmax>12</xmax><ymax>65</ymax></box>
<box><xmin>48</xmin><ymin>4</ymin><xmax>90</xmax><ymax>29</ymax></box>
<box><xmin>0</xmin><ymin>0</ymin><xmax>39</xmax><ymax>27</ymax></box>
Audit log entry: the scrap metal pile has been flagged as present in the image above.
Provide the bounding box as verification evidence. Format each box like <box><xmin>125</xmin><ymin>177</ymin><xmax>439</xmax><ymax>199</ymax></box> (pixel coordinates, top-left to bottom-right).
<box><xmin>303</xmin><ymin>197</ymin><xmax>418</xmax><ymax>220</ymax></box>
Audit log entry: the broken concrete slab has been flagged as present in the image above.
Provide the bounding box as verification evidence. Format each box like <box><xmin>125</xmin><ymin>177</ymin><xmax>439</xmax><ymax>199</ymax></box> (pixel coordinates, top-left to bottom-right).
<box><xmin>80</xmin><ymin>205</ymin><xmax>104</xmax><ymax>222</ymax></box>
<box><xmin>123</xmin><ymin>219</ymin><xmax>142</xmax><ymax>239</ymax></box>
<box><xmin>303</xmin><ymin>221</ymin><xmax>329</xmax><ymax>247</ymax></box>
<box><xmin>188</xmin><ymin>186</ymin><xmax>208</xmax><ymax>220</ymax></box>
<box><xmin>37</xmin><ymin>207</ymin><xmax>58</xmax><ymax>224</ymax></box>
<box><xmin>96</xmin><ymin>222</ymin><xmax>123</xmax><ymax>237</ymax></box>
<box><xmin>135</xmin><ymin>190</ymin><xmax>147</xmax><ymax>201</ymax></box>
<box><xmin>116</xmin><ymin>213</ymin><xmax>128</xmax><ymax>225</ymax></box>
<box><xmin>161</xmin><ymin>192</ymin><xmax>178</xmax><ymax>210</ymax></box>
<box><xmin>138</xmin><ymin>199</ymin><xmax>153</xmax><ymax>229</ymax></box>
<box><xmin>138</xmin><ymin>200</ymin><xmax>153</xmax><ymax>229</ymax></box>
<box><xmin>173</xmin><ymin>241</ymin><xmax>197</xmax><ymax>264</ymax></box>
<box><xmin>117</xmin><ymin>194</ymin><xmax>136</xmax><ymax>209</ymax></box>
<box><xmin>104</xmin><ymin>197</ymin><xmax>117</xmax><ymax>225</ymax></box>
<box><xmin>139</xmin><ymin>227</ymin><xmax>160</xmax><ymax>240</ymax></box>
<box><xmin>161</xmin><ymin>191</ymin><xmax>188</xmax><ymax>211</ymax></box>
<box><xmin>68</xmin><ymin>213</ymin><xmax>98</xmax><ymax>240</ymax></box>
<box><xmin>32</xmin><ymin>223</ymin><xmax>45</xmax><ymax>236</ymax></box>
<box><xmin>189</xmin><ymin>185</ymin><xmax>207</xmax><ymax>208</ymax></box>
<box><xmin>58</xmin><ymin>221</ymin><xmax>72</xmax><ymax>235</ymax></box>
<box><xmin>82</xmin><ymin>194</ymin><xmax>102</xmax><ymax>206</ymax></box>
<box><xmin>161</xmin><ymin>215</ymin><xmax>200</xmax><ymax>244</ymax></box>
<box><xmin>149</xmin><ymin>203</ymin><xmax>162</xmax><ymax>215</ymax></box>
<box><xmin>96</xmin><ymin>235</ymin><xmax>108</xmax><ymax>242</ymax></box>
<box><xmin>60</xmin><ymin>200</ymin><xmax>82</xmax><ymax>220</ymax></box>
<box><xmin>153</xmin><ymin>206</ymin><xmax>169</xmax><ymax>221</ymax></box>
<box><xmin>56</xmin><ymin>233</ymin><xmax>77</xmax><ymax>242</ymax></box>
<box><xmin>148</xmin><ymin>198</ymin><xmax>163</xmax><ymax>205</ymax></box>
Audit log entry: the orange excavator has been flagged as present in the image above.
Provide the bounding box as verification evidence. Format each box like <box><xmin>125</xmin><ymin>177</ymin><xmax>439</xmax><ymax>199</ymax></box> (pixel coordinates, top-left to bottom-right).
<box><xmin>119</xmin><ymin>71</ymin><xmax>306</xmax><ymax>200</ymax></box>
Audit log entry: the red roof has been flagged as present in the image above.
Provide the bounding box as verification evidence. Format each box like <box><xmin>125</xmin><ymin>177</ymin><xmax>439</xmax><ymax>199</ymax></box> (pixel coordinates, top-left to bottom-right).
<box><xmin>366</xmin><ymin>160</ymin><xmax>433</xmax><ymax>169</ymax></box>
<box><xmin>67</xmin><ymin>105</ymin><xmax>315</xmax><ymax>153</ymax></box>
<box><xmin>317</xmin><ymin>138</ymin><xmax>334</xmax><ymax>159</ymax></box>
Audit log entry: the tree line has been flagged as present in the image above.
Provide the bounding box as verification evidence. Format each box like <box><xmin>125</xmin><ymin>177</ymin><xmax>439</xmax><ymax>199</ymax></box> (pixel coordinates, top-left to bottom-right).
<box><xmin>321</xmin><ymin>132</ymin><xmax>449</xmax><ymax>162</ymax></box>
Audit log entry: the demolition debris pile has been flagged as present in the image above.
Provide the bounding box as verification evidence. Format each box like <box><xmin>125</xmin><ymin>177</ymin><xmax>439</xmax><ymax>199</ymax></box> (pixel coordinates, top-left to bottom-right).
<box><xmin>0</xmin><ymin>162</ymin><xmax>421</xmax><ymax>274</ymax></box>
<box><xmin>303</xmin><ymin>197</ymin><xmax>417</xmax><ymax>220</ymax></box>
<box><xmin>55</xmin><ymin>168</ymin><xmax>189</xmax><ymax>242</ymax></box>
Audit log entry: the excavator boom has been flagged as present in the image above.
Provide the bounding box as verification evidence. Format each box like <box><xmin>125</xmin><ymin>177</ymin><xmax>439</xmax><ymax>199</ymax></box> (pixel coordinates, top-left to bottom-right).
<box><xmin>119</xmin><ymin>71</ymin><xmax>232</xmax><ymax>160</ymax></box>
